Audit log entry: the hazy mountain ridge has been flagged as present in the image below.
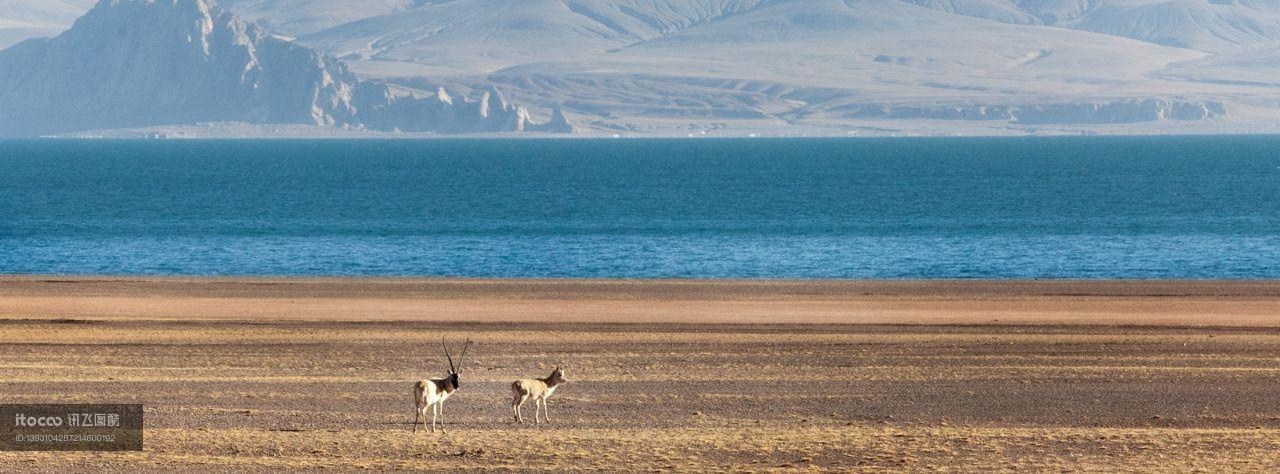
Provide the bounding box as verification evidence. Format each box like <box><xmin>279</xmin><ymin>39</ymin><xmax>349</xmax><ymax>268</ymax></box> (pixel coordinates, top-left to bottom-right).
<box><xmin>5</xmin><ymin>0</ymin><xmax>1280</xmax><ymax>135</ymax></box>
<box><xmin>0</xmin><ymin>0</ymin><xmax>570</xmax><ymax>137</ymax></box>
<box><xmin>262</xmin><ymin>0</ymin><xmax>1280</xmax><ymax>134</ymax></box>
<box><xmin>213</xmin><ymin>0</ymin><xmax>415</xmax><ymax>37</ymax></box>
<box><xmin>0</xmin><ymin>0</ymin><xmax>96</xmax><ymax>49</ymax></box>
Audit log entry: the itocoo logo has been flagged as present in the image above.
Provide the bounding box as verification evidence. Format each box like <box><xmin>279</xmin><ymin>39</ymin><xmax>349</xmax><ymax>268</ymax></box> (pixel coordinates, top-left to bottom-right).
<box><xmin>14</xmin><ymin>414</ymin><xmax>63</xmax><ymax>427</ymax></box>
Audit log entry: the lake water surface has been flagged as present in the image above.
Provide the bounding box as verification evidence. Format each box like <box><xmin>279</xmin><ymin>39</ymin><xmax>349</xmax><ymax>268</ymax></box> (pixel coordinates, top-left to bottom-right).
<box><xmin>2</xmin><ymin>137</ymin><xmax>1277</xmax><ymax>278</ymax></box>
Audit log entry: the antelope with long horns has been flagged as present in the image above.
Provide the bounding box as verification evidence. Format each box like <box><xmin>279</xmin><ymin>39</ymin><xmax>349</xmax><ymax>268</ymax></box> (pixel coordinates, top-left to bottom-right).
<box><xmin>413</xmin><ymin>338</ymin><xmax>471</xmax><ymax>433</ymax></box>
<box><xmin>511</xmin><ymin>366</ymin><xmax>568</xmax><ymax>424</ymax></box>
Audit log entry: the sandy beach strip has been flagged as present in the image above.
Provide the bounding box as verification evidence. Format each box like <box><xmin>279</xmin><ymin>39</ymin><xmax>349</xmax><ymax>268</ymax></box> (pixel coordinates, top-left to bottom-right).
<box><xmin>0</xmin><ymin>277</ymin><xmax>1276</xmax><ymax>326</ymax></box>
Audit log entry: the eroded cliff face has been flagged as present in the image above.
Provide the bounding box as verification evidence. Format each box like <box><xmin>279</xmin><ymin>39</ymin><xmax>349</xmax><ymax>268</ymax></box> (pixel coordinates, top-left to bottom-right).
<box><xmin>355</xmin><ymin>85</ymin><xmax>574</xmax><ymax>134</ymax></box>
<box><xmin>0</xmin><ymin>0</ymin><xmax>570</xmax><ymax>137</ymax></box>
<box><xmin>834</xmin><ymin>100</ymin><xmax>1227</xmax><ymax>124</ymax></box>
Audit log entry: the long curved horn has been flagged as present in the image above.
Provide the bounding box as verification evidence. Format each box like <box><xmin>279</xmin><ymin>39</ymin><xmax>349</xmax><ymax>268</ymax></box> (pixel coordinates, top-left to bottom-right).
<box><xmin>456</xmin><ymin>339</ymin><xmax>472</xmax><ymax>372</ymax></box>
<box><xmin>442</xmin><ymin>337</ymin><xmax>456</xmax><ymax>373</ymax></box>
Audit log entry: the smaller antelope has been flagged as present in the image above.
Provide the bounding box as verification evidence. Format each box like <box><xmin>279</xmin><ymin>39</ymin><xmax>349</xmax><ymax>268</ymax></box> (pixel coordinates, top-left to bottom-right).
<box><xmin>413</xmin><ymin>338</ymin><xmax>471</xmax><ymax>433</ymax></box>
<box><xmin>511</xmin><ymin>366</ymin><xmax>568</xmax><ymax>424</ymax></box>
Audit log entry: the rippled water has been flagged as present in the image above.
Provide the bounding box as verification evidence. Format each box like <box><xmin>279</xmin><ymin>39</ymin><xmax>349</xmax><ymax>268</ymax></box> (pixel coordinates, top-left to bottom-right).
<box><xmin>2</xmin><ymin>137</ymin><xmax>1277</xmax><ymax>278</ymax></box>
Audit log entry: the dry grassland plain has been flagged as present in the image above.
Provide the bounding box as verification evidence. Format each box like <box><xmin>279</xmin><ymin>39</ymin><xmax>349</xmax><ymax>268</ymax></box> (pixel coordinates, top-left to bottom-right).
<box><xmin>0</xmin><ymin>278</ymin><xmax>1278</xmax><ymax>471</ymax></box>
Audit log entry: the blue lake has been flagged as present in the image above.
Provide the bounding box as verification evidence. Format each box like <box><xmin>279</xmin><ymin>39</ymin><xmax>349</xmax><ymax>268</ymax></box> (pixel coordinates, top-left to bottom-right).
<box><xmin>1</xmin><ymin>137</ymin><xmax>1278</xmax><ymax>278</ymax></box>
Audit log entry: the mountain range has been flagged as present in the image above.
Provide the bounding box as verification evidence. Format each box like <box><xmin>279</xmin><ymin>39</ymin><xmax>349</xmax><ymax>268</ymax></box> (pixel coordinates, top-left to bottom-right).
<box><xmin>3</xmin><ymin>0</ymin><xmax>1280</xmax><ymax>136</ymax></box>
<box><xmin>0</xmin><ymin>0</ymin><xmax>571</xmax><ymax>137</ymax></box>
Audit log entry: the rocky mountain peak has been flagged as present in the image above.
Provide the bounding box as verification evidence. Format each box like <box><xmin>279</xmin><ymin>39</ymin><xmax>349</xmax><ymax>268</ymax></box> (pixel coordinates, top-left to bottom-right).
<box><xmin>0</xmin><ymin>0</ymin><xmax>570</xmax><ymax>137</ymax></box>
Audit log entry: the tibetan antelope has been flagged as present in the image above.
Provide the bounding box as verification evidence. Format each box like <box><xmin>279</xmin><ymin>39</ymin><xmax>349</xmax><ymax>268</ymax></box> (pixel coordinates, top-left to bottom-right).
<box><xmin>511</xmin><ymin>366</ymin><xmax>568</xmax><ymax>424</ymax></box>
<box><xmin>413</xmin><ymin>338</ymin><xmax>471</xmax><ymax>433</ymax></box>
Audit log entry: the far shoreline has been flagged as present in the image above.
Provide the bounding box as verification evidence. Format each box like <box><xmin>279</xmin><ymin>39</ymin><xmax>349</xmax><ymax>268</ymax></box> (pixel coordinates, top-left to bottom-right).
<box><xmin>3</xmin><ymin>274</ymin><xmax>1280</xmax><ymax>293</ymax></box>
<box><xmin>20</xmin><ymin>132</ymin><xmax>1280</xmax><ymax>140</ymax></box>
<box><xmin>2</xmin><ymin>276</ymin><xmax>1277</xmax><ymax>327</ymax></box>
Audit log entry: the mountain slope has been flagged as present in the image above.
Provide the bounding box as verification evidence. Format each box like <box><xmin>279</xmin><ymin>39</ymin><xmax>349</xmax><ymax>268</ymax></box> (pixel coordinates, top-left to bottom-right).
<box><xmin>902</xmin><ymin>0</ymin><xmax>1280</xmax><ymax>52</ymax></box>
<box><xmin>1064</xmin><ymin>1</ymin><xmax>1280</xmax><ymax>52</ymax></box>
<box><xmin>319</xmin><ymin>0</ymin><xmax>1225</xmax><ymax>131</ymax></box>
<box><xmin>6</xmin><ymin>0</ymin><xmax>1280</xmax><ymax>135</ymax></box>
<box><xmin>0</xmin><ymin>0</ymin><xmax>351</xmax><ymax>136</ymax></box>
<box><xmin>0</xmin><ymin>0</ymin><xmax>567</xmax><ymax>137</ymax></box>
<box><xmin>214</xmin><ymin>0</ymin><xmax>414</xmax><ymax>37</ymax></box>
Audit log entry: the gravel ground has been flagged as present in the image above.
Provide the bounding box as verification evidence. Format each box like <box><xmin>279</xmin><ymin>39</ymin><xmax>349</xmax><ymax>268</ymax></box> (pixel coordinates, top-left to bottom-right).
<box><xmin>1</xmin><ymin>319</ymin><xmax>1279</xmax><ymax>471</ymax></box>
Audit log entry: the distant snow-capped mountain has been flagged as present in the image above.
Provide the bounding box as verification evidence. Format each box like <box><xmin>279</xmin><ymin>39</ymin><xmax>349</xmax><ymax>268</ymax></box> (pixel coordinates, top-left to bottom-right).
<box><xmin>5</xmin><ymin>0</ymin><xmax>1280</xmax><ymax>136</ymax></box>
<box><xmin>0</xmin><ymin>0</ymin><xmax>570</xmax><ymax>137</ymax></box>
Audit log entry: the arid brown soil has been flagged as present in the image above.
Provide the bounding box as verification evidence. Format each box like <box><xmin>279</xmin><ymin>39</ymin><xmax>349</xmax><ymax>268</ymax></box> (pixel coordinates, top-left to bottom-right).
<box><xmin>0</xmin><ymin>278</ymin><xmax>1278</xmax><ymax>471</ymax></box>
